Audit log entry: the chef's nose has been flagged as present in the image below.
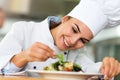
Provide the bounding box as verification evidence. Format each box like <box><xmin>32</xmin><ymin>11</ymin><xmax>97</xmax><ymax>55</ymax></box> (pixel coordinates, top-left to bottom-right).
<box><xmin>71</xmin><ymin>36</ymin><xmax>80</xmax><ymax>45</ymax></box>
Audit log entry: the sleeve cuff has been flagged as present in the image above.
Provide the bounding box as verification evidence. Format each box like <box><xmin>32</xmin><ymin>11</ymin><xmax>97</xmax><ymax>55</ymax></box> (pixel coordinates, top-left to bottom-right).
<box><xmin>3</xmin><ymin>62</ymin><xmax>23</xmax><ymax>73</ymax></box>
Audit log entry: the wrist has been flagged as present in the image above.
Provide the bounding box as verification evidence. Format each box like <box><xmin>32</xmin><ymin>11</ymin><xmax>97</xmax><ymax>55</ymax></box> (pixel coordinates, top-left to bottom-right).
<box><xmin>11</xmin><ymin>51</ymin><xmax>28</xmax><ymax>68</ymax></box>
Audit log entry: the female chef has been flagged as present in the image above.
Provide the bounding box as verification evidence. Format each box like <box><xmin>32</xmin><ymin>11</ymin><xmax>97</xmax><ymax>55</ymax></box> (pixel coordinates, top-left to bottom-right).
<box><xmin>0</xmin><ymin>0</ymin><xmax>120</xmax><ymax>79</ymax></box>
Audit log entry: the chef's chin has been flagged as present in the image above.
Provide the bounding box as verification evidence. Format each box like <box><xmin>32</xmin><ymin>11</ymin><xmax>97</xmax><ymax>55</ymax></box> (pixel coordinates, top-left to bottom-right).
<box><xmin>57</xmin><ymin>45</ymin><xmax>68</xmax><ymax>51</ymax></box>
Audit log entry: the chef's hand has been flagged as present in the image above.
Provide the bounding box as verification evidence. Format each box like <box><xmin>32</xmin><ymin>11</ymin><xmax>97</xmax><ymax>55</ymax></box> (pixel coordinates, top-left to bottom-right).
<box><xmin>11</xmin><ymin>42</ymin><xmax>55</xmax><ymax>68</ymax></box>
<box><xmin>100</xmin><ymin>57</ymin><xmax>120</xmax><ymax>80</ymax></box>
<box><xmin>23</xmin><ymin>42</ymin><xmax>56</xmax><ymax>62</ymax></box>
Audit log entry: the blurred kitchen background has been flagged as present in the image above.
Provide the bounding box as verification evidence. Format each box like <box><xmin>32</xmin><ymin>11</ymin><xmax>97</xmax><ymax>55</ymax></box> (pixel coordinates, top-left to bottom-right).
<box><xmin>0</xmin><ymin>0</ymin><xmax>120</xmax><ymax>79</ymax></box>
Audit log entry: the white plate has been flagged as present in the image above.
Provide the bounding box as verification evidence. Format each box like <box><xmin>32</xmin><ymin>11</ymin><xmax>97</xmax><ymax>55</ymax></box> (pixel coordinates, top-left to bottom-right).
<box><xmin>26</xmin><ymin>70</ymin><xmax>102</xmax><ymax>80</ymax></box>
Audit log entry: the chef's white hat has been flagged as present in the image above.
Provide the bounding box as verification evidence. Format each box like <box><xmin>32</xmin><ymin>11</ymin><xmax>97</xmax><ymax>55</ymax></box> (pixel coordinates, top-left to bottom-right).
<box><xmin>68</xmin><ymin>0</ymin><xmax>120</xmax><ymax>36</ymax></box>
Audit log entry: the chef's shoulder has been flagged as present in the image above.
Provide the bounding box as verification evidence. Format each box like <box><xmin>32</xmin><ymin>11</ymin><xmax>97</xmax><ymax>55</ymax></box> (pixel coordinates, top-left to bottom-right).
<box><xmin>11</xmin><ymin>21</ymin><xmax>37</xmax><ymax>31</ymax></box>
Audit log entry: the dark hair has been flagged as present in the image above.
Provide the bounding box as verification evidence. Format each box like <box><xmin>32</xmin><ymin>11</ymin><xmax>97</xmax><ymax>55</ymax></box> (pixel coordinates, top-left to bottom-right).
<box><xmin>50</xmin><ymin>16</ymin><xmax>72</xmax><ymax>29</ymax></box>
<box><xmin>49</xmin><ymin>20</ymin><xmax>61</xmax><ymax>29</ymax></box>
<box><xmin>67</xmin><ymin>16</ymin><xmax>72</xmax><ymax>19</ymax></box>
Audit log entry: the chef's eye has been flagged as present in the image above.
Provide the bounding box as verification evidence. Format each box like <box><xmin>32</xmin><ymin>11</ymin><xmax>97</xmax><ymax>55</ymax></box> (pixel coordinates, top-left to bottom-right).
<box><xmin>80</xmin><ymin>38</ymin><xmax>86</xmax><ymax>44</ymax></box>
<box><xmin>72</xmin><ymin>27</ymin><xmax>77</xmax><ymax>33</ymax></box>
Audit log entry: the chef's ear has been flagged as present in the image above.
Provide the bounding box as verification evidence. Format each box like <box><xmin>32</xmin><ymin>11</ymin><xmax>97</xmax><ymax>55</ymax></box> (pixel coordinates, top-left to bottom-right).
<box><xmin>61</xmin><ymin>16</ymin><xmax>71</xmax><ymax>23</ymax></box>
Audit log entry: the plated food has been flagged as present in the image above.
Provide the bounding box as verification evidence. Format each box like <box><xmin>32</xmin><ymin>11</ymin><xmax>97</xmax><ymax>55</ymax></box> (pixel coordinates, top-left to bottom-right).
<box><xmin>43</xmin><ymin>54</ymin><xmax>82</xmax><ymax>72</ymax></box>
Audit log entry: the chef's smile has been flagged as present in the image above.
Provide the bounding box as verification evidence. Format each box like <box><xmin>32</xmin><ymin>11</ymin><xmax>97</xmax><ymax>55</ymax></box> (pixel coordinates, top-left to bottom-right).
<box><xmin>62</xmin><ymin>35</ymin><xmax>72</xmax><ymax>49</ymax></box>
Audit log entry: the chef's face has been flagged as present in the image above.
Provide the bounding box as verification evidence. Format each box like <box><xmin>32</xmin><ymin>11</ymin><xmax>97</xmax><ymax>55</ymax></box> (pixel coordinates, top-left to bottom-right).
<box><xmin>51</xmin><ymin>16</ymin><xmax>93</xmax><ymax>50</ymax></box>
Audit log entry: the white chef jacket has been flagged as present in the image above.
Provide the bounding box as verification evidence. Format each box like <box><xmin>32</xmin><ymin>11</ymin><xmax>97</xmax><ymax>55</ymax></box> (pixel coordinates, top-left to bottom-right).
<box><xmin>0</xmin><ymin>0</ymin><xmax>120</xmax><ymax>75</ymax></box>
<box><xmin>0</xmin><ymin>16</ymin><xmax>102</xmax><ymax>74</ymax></box>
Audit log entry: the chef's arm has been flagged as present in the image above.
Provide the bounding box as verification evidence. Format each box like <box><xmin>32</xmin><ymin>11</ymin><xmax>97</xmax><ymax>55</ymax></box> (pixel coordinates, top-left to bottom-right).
<box><xmin>1</xmin><ymin>48</ymin><xmax>31</xmax><ymax>73</ymax></box>
<box><xmin>10</xmin><ymin>52</ymin><xmax>28</xmax><ymax>68</ymax></box>
<box><xmin>1</xmin><ymin>62</ymin><xmax>23</xmax><ymax>73</ymax></box>
<box><xmin>10</xmin><ymin>42</ymin><xmax>55</xmax><ymax>68</ymax></box>
<box><xmin>1</xmin><ymin>49</ymin><xmax>38</xmax><ymax>73</ymax></box>
<box><xmin>0</xmin><ymin>21</ymin><xmax>30</xmax><ymax>73</ymax></box>
<box><xmin>0</xmin><ymin>54</ymin><xmax>25</xmax><ymax>74</ymax></box>
<box><xmin>0</xmin><ymin>54</ymin><xmax>24</xmax><ymax>74</ymax></box>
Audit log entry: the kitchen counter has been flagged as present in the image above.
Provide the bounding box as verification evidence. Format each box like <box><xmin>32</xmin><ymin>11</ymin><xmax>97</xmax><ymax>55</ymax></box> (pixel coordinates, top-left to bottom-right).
<box><xmin>0</xmin><ymin>76</ymin><xmax>53</xmax><ymax>80</ymax></box>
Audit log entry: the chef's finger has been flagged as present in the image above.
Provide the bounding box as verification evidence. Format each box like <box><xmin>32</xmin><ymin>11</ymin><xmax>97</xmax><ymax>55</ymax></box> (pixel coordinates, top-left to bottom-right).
<box><xmin>35</xmin><ymin>42</ymin><xmax>56</xmax><ymax>58</ymax></box>
<box><xmin>111</xmin><ymin>60</ymin><xmax>119</xmax><ymax>78</ymax></box>
<box><xmin>36</xmin><ymin>42</ymin><xmax>55</xmax><ymax>53</ymax></box>
<box><xmin>103</xmin><ymin>57</ymin><xmax>110</xmax><ymax>79</ymax></box>
<box><xmin>117</xmin><ymin>63</ymin><xmax>120</xmax><ymax>74</ymax></box>
<box><xmin>100</xmin><ymin>64</ymin><xmax>109</xmax><ymax>79</ymax></box>
<box><xmin>33</xmin><ymin>55</ymin><xmax>49</xmax><ymax>61</ymax></box>
<box><xmin>33</xmin><ymin>51</ymin><xmax>50</xmax><ymax>61</ymax></box>
<box><xmin>108</xmin><ymin>58</ymin><xmax>115</xmax><ymax>77</ymax></box>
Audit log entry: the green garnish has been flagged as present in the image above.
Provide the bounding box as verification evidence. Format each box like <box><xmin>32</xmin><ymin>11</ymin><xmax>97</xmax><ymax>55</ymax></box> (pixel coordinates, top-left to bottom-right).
<box><xmin>56</xmin><ymin>53</ymin><xmax>64</xmax><ymax>61</ymax></box>
<box><xmin>73</xmin><ymin>63</ymin><xmax>82</xmax><ymax>72</ymax></box>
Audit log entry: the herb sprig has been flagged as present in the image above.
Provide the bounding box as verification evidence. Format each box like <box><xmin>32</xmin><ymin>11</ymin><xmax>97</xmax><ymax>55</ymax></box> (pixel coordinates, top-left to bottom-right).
<box><xmin>56</xmin><ymin>53</ymin><xmax>64</xmax><ymax>61</ymax></box>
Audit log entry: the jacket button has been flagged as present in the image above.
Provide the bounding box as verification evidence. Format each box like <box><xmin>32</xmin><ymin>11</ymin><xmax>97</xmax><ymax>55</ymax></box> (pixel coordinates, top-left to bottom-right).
<box><xmin>64</xmin><ymin>52</ymin><xmax>67</xmax><ymax>55</ymax></box>
<box><xmin>33</xmin><ymin>66</ymin><xmax>36</xmax><ymax>69</ymax></box>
